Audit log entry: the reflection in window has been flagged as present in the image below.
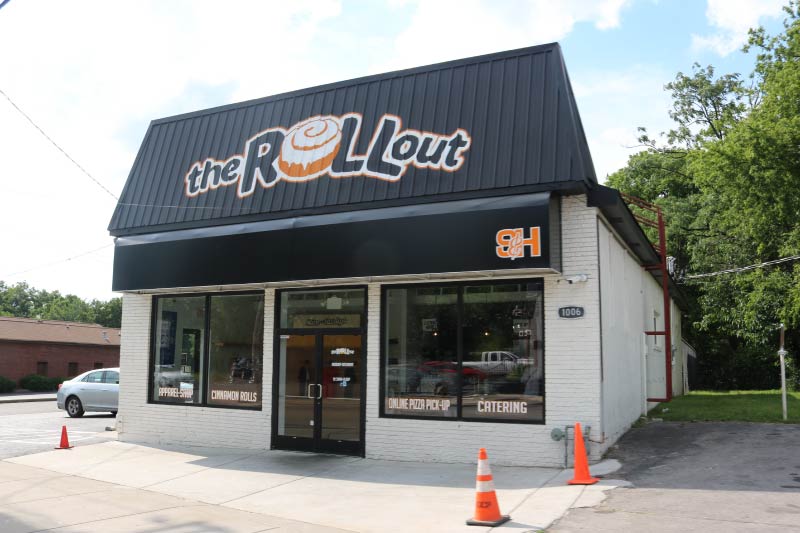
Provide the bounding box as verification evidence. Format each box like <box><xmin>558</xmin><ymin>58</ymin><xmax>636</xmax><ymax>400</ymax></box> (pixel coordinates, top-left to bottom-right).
<box><xmin>152</xmin><ymin>296</ymin><xmax>205</xmax><ymax>404</ymax></box>
<box><xmin>280</xmin><ymin>289</ymin><xmax>365</xmax><ymax>329</ymax></box>
<box><xmin>207</xmin><ymin>294</ymin><xmax>264</xmax><ymax>408</ymax></box>
<box><xmin>384</xmin><ymin>287</ymin><xmax>458</xmax><ymax>417</ymax></box>
<box><xmin>461</xmin><ymin>283</ymin><xmax>544</xmax><ymax>422</ymax></box>
<box><xmin>383</xmin><ymin>281</ymin><xmax>544</xmax><ymax>423</ymax></box>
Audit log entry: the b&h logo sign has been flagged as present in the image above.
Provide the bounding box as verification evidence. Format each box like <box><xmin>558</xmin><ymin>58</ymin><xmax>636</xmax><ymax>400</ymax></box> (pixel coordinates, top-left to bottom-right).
<box><xmin>496</xmin><ymin>227</ymin><xmax>541</xmax><ymax>260</ymax></box>
<box><xmin>184</xmin><ymin>114</ymin><xmax>472</xmax><ymax>198</ymax></box>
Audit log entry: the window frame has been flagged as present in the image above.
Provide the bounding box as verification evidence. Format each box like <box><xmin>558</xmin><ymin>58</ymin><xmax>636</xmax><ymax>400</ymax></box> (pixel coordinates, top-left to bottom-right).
<box><xmin>83</xmin><ymin>371</ymin><xmax>104</xmax><ymax>383</ymax></box>
<box><xmin>270</xmin><ymin>285</ymin><xmax>369</xmax><ymax>454</ymax></box>
<box><xmin>148</xmin><ymin>290</ymin><xmax>265</xmax><ymax>411</ymax></box>
<box><xmin>379</xmin><ymin>278</ymin><xmax>545</xmax><ymax>425</ymax></box>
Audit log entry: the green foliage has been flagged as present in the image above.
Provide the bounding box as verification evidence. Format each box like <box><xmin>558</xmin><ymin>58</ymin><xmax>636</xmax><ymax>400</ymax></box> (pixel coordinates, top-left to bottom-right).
<box><xmin>0</xmin><ymin>376</ymin><xmax>16</xmax><ymax>393</ymax></box>
<box><xmin>0</xmin><ymin>281</ymin><xmax>121</xmax><ymax>328</ymax></box>
<box><xmin>664</xmin><ymin>64</ymin><xmax>749</xmax><ymax>147</ymax></box>
<box><xmin>611</xmin><ymin>2</ymin><xmax>800</xmax><ymax>390</ymax></box>
<box><xmin>650</xmin><ymin>390</ymin><xmax>800</xmax><ymax>423</ymax></box>
<box><xmin>19</xmin><ymin>374</ymin><xmax>63</xmax><ymax>392</ymax></box>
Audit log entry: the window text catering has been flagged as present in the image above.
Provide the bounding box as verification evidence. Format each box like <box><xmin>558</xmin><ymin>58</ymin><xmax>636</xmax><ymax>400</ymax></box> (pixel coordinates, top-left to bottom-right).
<box><xmin>184</xmin><ymin>113</ymin><xmax>472</xmax><ymax>198</ymax></box>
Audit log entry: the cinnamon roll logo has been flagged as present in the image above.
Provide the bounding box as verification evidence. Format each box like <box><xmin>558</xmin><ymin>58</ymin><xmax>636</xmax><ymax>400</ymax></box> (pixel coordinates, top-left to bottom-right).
<box><xmin>184</xmin><ymin>113</ymin><xmax>471</xmax><ymax>198</ymax></box>
<box><xmin>496</xmin><ymin>227</ymin><xmax>541</xmax><ymax>260</ymax></box>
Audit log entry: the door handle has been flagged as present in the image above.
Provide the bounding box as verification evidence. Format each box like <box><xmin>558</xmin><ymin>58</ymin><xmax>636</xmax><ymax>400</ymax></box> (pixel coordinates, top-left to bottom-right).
<box><xmin>316</xmin><ymin>384</ymin><xmax>322</xmax><ymax>399</ymax></box>
<box><xmin>307</xmin><ymin>384</ymin><xmax>315</xmax><ymax>398</ymax></box>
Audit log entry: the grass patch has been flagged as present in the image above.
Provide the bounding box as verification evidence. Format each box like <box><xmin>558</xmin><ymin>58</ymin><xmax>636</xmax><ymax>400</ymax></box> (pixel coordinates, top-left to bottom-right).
<box><xmin>650</xmin><ymin>390</ymin><xmax>800</xmax><ymax>423</ymax></box>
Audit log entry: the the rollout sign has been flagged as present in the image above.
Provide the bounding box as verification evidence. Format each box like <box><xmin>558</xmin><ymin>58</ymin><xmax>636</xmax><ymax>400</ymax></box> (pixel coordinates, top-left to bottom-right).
<box><xmin>184</xmin><ymin>113</ymin><xmax>472</xmax><ymax>198</ymax></box>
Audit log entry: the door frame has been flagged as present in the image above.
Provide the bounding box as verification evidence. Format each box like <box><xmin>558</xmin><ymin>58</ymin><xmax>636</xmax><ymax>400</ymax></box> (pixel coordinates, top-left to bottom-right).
<box><xmin>271</xmin><ymin>285</ymin><xmax>368</xmax><ymax>457</ymax></box>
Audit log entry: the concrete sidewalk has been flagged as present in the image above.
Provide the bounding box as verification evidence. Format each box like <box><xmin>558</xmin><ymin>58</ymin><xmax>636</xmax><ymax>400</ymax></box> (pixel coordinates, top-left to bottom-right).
<box><xmin>4</xmin><ymin>442</ymin><xmax>623</xmax><ymax>532</ymax></box>
<box><xmin>0</xmin><ymin>392</ymin><xmax>56</xmax><ymax>404</ymax></box>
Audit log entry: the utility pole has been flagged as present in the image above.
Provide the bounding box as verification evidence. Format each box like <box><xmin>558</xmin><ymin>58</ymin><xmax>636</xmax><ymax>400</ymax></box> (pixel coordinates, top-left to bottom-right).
<box><xmin>778</xmin><ymin>323</ymin><xmax>788</xmax><ymax>421</ymax></box>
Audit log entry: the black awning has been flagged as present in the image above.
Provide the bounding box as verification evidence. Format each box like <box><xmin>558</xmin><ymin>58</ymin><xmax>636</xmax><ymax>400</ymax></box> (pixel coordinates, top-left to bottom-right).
<box><xmin>112</xmin><ymin>193</ymin><xmax>561</xmax><ymax>291</ymax></box>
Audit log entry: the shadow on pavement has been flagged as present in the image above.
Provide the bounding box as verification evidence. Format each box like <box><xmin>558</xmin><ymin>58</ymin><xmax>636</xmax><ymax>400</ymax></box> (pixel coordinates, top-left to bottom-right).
<box><xmin>86</xmin><ymin>439</ymin><xmax>560</xmax><ymax>491</ymax></box>
<box><xmin>604</xmin><ymin>421</ymin><xmax>800</xmax><ymax>492</ymax></box>
<box><xmin>0</xmin><ymin>513</ymin><xmax>37</xmax><ymax>533</ymax></box>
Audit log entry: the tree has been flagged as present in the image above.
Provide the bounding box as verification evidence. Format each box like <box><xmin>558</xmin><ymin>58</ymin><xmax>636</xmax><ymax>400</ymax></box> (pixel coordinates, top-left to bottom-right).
<box><xmin>0</xmin><ymin>281</ymin><xmax>122</xmax><ymax>328</ymax></box>
<box><xmin>607</xmin><ymin>1</ymin><xmax>800</xmax><ymax>389</ymax></box>
<box><xmin>665</xmin><ymin>63</ymin><xmax>750</xmax><ymax>147</ymax></box>
<box><xmin>92</xmin><ymin>298</ymin><xmax>122</xmax><ymax>328</ymax></box>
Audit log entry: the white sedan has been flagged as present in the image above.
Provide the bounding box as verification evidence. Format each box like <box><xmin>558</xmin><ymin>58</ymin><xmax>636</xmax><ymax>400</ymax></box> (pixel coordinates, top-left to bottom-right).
<box><xmin>56</xmin><ymin>368</ymin><xmax>119</xmax><ymax>418</ymax></box>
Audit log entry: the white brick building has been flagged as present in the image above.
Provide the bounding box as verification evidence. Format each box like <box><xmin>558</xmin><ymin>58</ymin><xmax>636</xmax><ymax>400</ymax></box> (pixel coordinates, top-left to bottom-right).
<box><xmin>107</xmin><ymin>44</ymin><xmax>685</xmax><ymax>467</ymax></box>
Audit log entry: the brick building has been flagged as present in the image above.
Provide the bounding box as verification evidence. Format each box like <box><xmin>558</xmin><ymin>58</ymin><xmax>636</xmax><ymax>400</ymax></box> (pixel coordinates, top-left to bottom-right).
<box><xmin>108</xmin><ymin>43</ymin><xmax>685</xmax><ymax>466</ymax></box>
<box><xmin>0</xmin><ymin>317</ymin><xmax>120</xmax><ymax>384</ymax></box>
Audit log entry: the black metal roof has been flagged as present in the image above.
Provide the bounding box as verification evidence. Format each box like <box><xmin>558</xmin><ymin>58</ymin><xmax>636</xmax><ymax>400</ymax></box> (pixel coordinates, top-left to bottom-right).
<box><xmin>109</xmin><ymin>42</ymin><xmax>597</xmax><ymax>236</ymax></box>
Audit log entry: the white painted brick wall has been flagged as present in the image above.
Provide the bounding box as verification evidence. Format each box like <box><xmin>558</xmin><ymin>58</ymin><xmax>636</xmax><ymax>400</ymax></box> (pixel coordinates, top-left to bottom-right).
<box><xmin>365</xmin><ymin>195</ymin><xmax>603</xmax><ymax>467</ymax></box>
<box><xmin>117</xmin><ymin>291</ymin><xmax>274</xmax><ymax>450</ymax></box>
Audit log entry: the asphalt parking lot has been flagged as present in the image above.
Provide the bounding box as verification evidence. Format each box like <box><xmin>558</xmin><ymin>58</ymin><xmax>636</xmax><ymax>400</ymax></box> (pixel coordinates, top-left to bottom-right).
<box><xmin>550</xmin><ymin>421</ymin><xmax>800</xmax><ymax>532</ymax></box>
<box><xmin>0</xmin><ymin>402</ymin><xmax>116</xmax><ymax>459</ymax></box>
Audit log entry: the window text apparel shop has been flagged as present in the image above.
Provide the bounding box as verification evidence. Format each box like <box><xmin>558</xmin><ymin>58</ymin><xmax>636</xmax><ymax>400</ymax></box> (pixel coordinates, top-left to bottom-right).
<box><xmin>109</xmin><ymin>43</ymin><xmax>686</xmax><ymax>467</ymax></box>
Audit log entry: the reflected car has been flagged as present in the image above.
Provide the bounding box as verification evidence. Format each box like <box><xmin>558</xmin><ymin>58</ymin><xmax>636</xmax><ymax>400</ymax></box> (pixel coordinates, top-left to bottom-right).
<box><xmin>56</xmin><ymin>368</ymin><xmax>119</xmax><ymax>418</ymax></box>
<box><xmin>418</xmin><ymin>361</ymin><xmax>488</xmax><ymax>395</ymax></box>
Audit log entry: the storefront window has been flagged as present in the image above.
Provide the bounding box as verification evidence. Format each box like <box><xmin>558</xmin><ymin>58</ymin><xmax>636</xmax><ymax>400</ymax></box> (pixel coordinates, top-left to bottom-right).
<box><xmin>382</xmin><ymin>281</ymin><xmax>544</xmax><ymax>423</ymax></box>
<box><xmin>151</xmin><ymin>292</ymin><xmax>264</xmax><ymax>409</ymax></box>
<box><xmin>461</xmin><ymin>283</ymin><xmax>544</xmax><ymax>422</ymax></box>
<box><xmin>207</xmin><ymin>294</ymin><xmax>264</xmax><ymax>408</ymax></box>
<box><xmin>384</xmin><ymin>287</ymin><xmax>458</xmax><ymax>417</ymax></box>
<box><xmin>153</xmin><ymin>296</ymin><xmax>205</xmax><ymax>404</ymax></box>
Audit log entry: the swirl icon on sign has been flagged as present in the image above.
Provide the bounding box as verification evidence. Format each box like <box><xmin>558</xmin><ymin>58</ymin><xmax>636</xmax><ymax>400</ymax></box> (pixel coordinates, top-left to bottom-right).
<box><xmin>278</xmin><ymin>116</ymin><xmax>342</xmax><ymax>180</ymax></box>
<box><xmin>508</xmin><ymin>232</ymin><xmax>524</xmax><ymax>258</ymax></box>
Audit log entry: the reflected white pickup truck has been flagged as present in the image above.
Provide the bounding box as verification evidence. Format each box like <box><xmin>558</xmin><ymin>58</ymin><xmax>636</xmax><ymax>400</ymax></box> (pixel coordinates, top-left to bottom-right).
<box><xmin>462</xmin><ymin>351</ymin><xmax>532</xmax><ymax>375</ymax></box>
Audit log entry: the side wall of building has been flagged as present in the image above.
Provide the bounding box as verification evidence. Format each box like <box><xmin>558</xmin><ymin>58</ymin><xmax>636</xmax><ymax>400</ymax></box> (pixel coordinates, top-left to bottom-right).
<box><xmin>0</xmin><ymin>341</ymin><xmax>119</xmax><ymax>383</ymax></box>
<box><xmin>597</xmin><ymin>221</ymin><xmax>647</xmax><ymax>450</ymax></box>
<box><xmin>671</xmin><ymin>300</ymin><xmax>685</xmax><ymax>397</ymax></box>
<box><xmin>597</xmin><ymin>218</ymin><xmax>686</xmax><ymax>451</ymax></box>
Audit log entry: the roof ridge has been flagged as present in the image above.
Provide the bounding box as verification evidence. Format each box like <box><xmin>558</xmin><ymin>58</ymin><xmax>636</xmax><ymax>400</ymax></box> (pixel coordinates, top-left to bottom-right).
<box><xmin>0</xmin><ymin>316</ymin><xmax>118</xmax><ymax>330</ymax></box>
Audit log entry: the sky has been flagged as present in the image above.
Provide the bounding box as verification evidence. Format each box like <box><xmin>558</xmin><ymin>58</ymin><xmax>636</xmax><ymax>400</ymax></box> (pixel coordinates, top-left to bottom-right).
<box><xmin>0</xmin><ymin>0</ymin><xmax>789</xmax><ymax>302</ymax></box>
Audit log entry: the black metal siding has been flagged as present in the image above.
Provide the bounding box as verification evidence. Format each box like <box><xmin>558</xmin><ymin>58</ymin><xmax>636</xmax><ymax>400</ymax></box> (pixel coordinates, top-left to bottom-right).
<box><xmin>109</xmin><ymin>43</ymin><xmax>596</xmax><ymax>235</ymax></box>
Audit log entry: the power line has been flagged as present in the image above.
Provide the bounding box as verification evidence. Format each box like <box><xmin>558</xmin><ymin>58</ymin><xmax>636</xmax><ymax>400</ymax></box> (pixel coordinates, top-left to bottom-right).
<box><xmin>680</xmin><ymin>254</ymin><xmax>800</xmax><ymax>282</ymax></box>
<box><xmin>0</xmin><ymin>87</ymin><xmax>118</xmax><ymax>201</ymax></box>
<box><xmin>1</xmin><ymin>244</ymin><xmax>114</xmax><ymax>279</ymax></box>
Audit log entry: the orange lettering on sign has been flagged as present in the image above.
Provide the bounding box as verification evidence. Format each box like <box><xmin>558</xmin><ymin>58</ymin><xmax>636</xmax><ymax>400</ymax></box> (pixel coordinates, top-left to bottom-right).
<box><xmin>496</xmin><ymin>227</ymin><xmax>541</xmax><ymax>260</ymax></box>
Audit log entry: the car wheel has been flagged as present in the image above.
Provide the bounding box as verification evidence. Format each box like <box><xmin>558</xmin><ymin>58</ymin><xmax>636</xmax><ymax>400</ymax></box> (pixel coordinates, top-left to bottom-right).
<box><xmin>66</xmin><ymin>396</ymin><xmax>84</xmax><ymax>418</ymax></box>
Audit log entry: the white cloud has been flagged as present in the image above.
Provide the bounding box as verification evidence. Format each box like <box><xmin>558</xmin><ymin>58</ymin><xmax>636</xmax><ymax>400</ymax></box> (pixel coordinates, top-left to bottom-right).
<box><xmin>0</xmin><ymin>0</ymin><xmax>342</xmax><ymax>300</ymax></box>
<box><xmin>0</xmin><ymin>0</ymin><xmax>642</xmax><ymax>301</ymax></box>
<box><xmin>571</xmin><ymin>65</ymin><xmax>674</xmax><ymax>180</ymax></box>
<box><xmin>374</xmin><ymin>0</ymin><xmax>631</xmax><ymax>72</ymax></box>
<box><xmin>692</xmin><ymin>0</ymin><xmax>785</xmax><ymax>56</ymax></box>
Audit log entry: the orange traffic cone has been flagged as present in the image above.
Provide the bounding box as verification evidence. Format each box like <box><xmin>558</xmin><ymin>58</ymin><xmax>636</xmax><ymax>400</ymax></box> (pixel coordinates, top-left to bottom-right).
<box><xmin>567</xmin><ymin>422</ymin><xmax>598</xmax><ymax>485</ymax></box>
<box><xmin>466</xmin><ymin>448</ymin><xmax>510</xmax><ymax>526</ymax></box>
<box><xmin>55</xmin><ymin>425</ymin><xmax>73</xmax><ymax>450</ymax></box>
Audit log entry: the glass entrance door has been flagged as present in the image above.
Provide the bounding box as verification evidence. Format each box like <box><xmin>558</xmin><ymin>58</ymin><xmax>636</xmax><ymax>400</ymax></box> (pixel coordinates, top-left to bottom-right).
<box><xmin>320</xmin><ymin>334</ymin><xmax>361</xmax><ymax>453</ymax></box>
<box><xmin>275</xmin><ymin>333</ymin><xmax>363</xmax><ymax>455</ymax></box>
